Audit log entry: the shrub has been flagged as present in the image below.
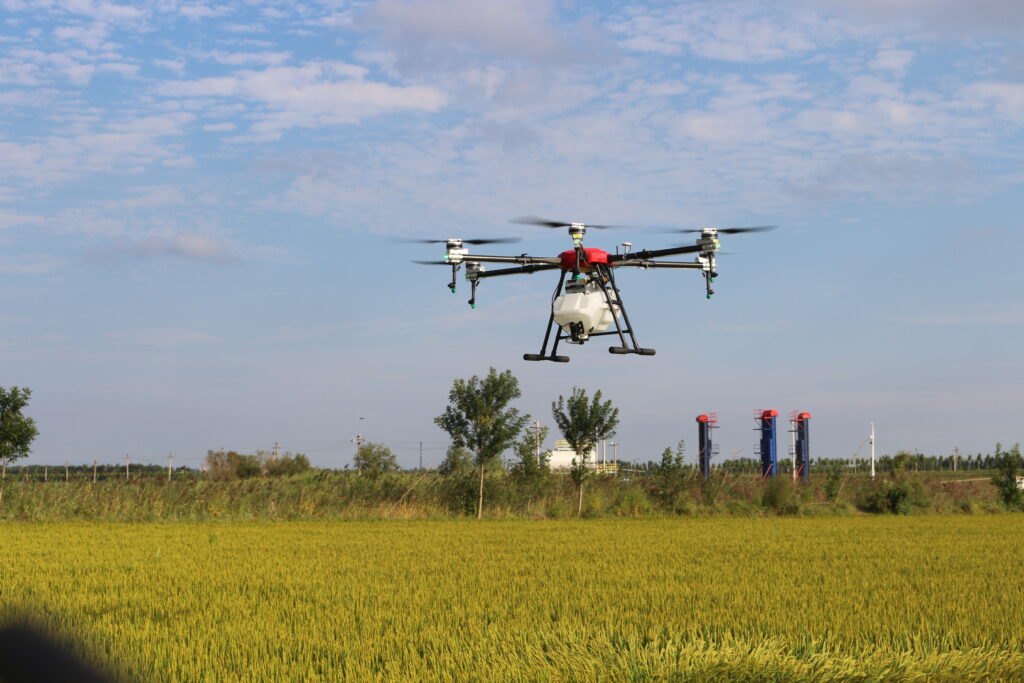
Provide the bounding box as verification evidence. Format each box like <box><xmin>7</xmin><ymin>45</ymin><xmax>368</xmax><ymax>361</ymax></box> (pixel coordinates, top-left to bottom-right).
<box><xmin>612</xmin><ymin>487</ymin><xmax>653</xmax><ymax>517</ymax></box>
<box><xmin>761</xmin><ymin>477</ymin><xmax>798</xmax><ymax>514</ymax></box>
<box><xmin>856</xmin><ymin>477</ymin><xmax>928</xmax><ymax>515</ymax></box>
<box><xmin>991</xmin><ymin>443</ymin><xmax>1023</xmax><ymax>509</ymax></box>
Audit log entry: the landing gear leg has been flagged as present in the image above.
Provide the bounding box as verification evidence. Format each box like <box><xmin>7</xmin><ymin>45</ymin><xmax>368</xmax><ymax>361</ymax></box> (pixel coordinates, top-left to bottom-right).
<box><xmin>594</xmin><ymin>263</ymin><xmax>655</xmax><ymax>357</ymax></box>
<box><xmin>523</xmin><ymin>271</ymin><xmax>571</xmax><ymax>363</ymax></box>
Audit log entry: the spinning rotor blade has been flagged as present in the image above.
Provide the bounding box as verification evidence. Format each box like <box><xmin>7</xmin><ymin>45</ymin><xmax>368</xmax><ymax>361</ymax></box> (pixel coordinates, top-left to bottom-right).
<box><xmin>510</xmin><ymin>216</ymin><xmax>619</xmax><ymax>229</ymax></box>
<box><xmin>669</xmin><ymin>225</ymin><xmax>777</xmax><ymax>235</ymax></box>
<box><xmin>399</xmin><ymin>237</ymin><xmax>522</xmax><ymax>245</ymax></box>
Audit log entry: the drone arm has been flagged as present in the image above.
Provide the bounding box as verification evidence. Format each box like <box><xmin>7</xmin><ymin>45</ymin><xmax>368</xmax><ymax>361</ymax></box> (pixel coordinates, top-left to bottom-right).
<box><xmin>608</xmin><ymin>244</ymin><xmax>703</xmax><ymax>262</ymax></box>
<box><xmin>614</xmin><ymin>260</ymin><xmax>704</xmax><ymax>269</ymax></box>
<box><xmin>456</xmin><ymin>254</ymin><xmax>562</xmax><ymax>266</ymax></box>
<box><xmin>477</xmin><ymin>263</ymin><xmax>562</xmax><ymax>279</ymax></box>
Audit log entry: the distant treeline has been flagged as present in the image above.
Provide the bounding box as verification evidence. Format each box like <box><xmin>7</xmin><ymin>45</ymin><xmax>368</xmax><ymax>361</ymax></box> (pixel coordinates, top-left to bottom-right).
<box><xmin>0</xmin><ymin>445</ymin><xmax>1019</xmax><ymax>522</ymax></box>
<box><xmin>5</xmin><ymin>448</ymin><xmax>1008</xmax><ymax>482</ymax></box>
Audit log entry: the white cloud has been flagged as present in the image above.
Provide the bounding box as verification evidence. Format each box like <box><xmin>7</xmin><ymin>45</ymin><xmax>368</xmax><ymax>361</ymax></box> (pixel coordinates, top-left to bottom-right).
<box><xmin>157</xmin><ymin>61</ymin><xmax>445</xmax><ymax>140</ymax></box>
<box><xmin>53</xmin><ymin>22</ymin><xmax>112</xmax><ymax>51</ymax></box>
<box><xmin>202</xmin><ymin>122</ymin><xmax>236</xmax><ymax>132</ymax></box>
<box><xmin>611</xmin><ymin>4</ymin><xmax>823</xmax><ymax>62</ymax></box>
<box><xmin>178</xmin><ymin>4</ymin><xmax>228</xmax><ymax>21</ymax></box>
<box><xmin>223</xmin><ymin>23</ymin><xmax>267</xmax><ymax>34</ymax></box>
<box><xmin>154</xmin><ymin>58</ymin><xmax>186</xmax><ymax>75</ymax></box>
<box><xmin>106</xmin><ymin>327</ymin><xmax>222</xmax><ymax>347</ymax></box>
<box><xmin>0</xmin><ymin>211</ymin><xmax>44</xmax><ymax>229</ymax></box>
<box><xmin>0</xmin><ymin>254</ymin><xmax>66</xmax><ymax>275</ymax></box>
<box><xmin>869</xmin><ymin>48</ymin><xmax>914</xmax><ymax>74</ymax></box>
<box><xmin>206</xmin><ymin>50</ymin><xmax>291</xmax><ymax>66</ymax></box>
<box><xmin>0</xmin><ymin>112</ymin><xmax>194</xmax><ymax>188</ymax></box>
<box><xmin>0</xmin><ymin>332</ymin><xmax>67</xmax><ymax>349</ymax></box>
<box><xmin>364</xmin><ymin>0</ymin><xmax>569</xmax><ymax>66</ymax></box>
<box><xmin>961</xmin><ymin>81</ymin><xmax>1024</xmax><ymax>121</ymax></box>
<box><xmin>900</xmin><ymin>303</ymin><xmax>1024</xmax><ymax>326</ymax></box>
<box><xmin>123</xmin><ymin>231</ymin><xmax>233</xmax><ymax>262</ymax></box>
<box><xmin>807</xmin><ymin>0</ymin><xmax>1024</xmax><ymax>38</ymax></box>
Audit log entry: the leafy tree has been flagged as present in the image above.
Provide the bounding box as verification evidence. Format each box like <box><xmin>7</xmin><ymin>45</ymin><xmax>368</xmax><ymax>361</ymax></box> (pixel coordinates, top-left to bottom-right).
<box><xmin>435</xmin><ymin>368</ymin><xmax>529</xmax><ymax>519</ymax></box>
<box><xmin>438</xmin><ymin>445</ymin><xmax>474</xmax><ymax>476</ymax></box>
<box><xmin>991</xmin><ymin>442</ymin><xmax>1023</xmax><ymax>509</ymax></box>
<box><xmin>552</xmin><ymin>387</ymin><xmax>619</xmax><ymax>517</ymax></box>
<box><xmin>509</xmin><ymin>424</ymin><xmax>551</xmax><ymax>505</ymax></box>
<box><xmin>353</xmin><ymin>442</ymin><xmax>399</xmax><ymax>478</ymax></box>
<box><xmin>204</xmin><ymin>450</ymin><xmax>261</xmax><ymax>480</ymax></box>
<box><xmin>890</xmin><ymin>450</ymin><xmax>913</xmax><ymax>473</ymax></box>
<box><xmin>653</xmin><ymin>440</ymin><xmax>689</xmax><ymax>506</ymax></box>
<box><xmin>0</xmin><ymin>387</ymin><xmax>39</xmax><ymax>503</ymax></box>
<box><xmin>261</xmin><ymin>451</ymin><xmax>311</xmax><ymax>477</ymax></box>
<box><xmin>823</xmin><ymin>460</ymin><xmax>844</xmax><ymax>504</ymax></box>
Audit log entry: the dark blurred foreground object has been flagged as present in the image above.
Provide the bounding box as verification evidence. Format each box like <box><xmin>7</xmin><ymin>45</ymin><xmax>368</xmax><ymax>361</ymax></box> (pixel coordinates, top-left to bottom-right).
<box><xmin>0</xmin><ymin>624</ymin><xmax>113</xmax><ymax>683</ymax></box>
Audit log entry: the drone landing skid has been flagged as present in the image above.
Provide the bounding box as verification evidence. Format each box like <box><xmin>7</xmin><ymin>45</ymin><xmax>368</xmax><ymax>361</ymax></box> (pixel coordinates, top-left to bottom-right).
<box><xmin>523</xmin><ymin>353</ymin><xmax>571</xmax><ymax>363</ymax></box>
<box><xmin>609</xmin><ymin>346</ymin><xmax>656</xmax><ymax>356</ymax></box>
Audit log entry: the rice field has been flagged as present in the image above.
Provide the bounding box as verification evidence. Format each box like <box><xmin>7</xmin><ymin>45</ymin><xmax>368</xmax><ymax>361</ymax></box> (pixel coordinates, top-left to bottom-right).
<box><xmin>1</xmin><ymin>516</ymin><xmax>1022</xmax><ymax>681</ymax></box>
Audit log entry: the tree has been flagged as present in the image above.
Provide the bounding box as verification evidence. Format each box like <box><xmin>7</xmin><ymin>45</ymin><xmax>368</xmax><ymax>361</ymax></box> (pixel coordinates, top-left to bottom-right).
<box><xmin>552</xmin><ymin>387</ymin><xmax>619</xmax><ymax>517</ymax></box>
<box><xmin>438</xmin><ymin>445</ymin><xmax>473</xmax><ymax>476</ymax></box>
<box><xmin>890</xmin><ymin>450</ymin><xmax>913</xmax><ymax>473</ymax></box>
<box><xmin>204</xmin><ymin>450</ymin><xmax>261</xmax><ymax>480</ymax></box>
<box><xmin>653</xmin><ymin>440</ymin><xmax>688</xmax><ymax>505</ymax></box>
<box><xmin>0</xmin><ymin>387</ymin><xmax>39</xmax><ymax>504</ymax></box>
<box><xmin>353</xmin><ymin>442</ymin><xmax>399</xmax><ymax>478</ymax></box>
<box><xmin>261</xmin><ymin>451</ymin><xmax>311</xmax><ymax>477</ymax></box>
<box><xmin>992</xmin><ymin>442</ymin><xmax>1023</xmax><ymax>509</ymax></box>
<box><xmin>435</xmin><ymin>368</ymin><xmax>529</xmax><ymax>519</ymax></box>
<box><xmin>509</xmin><ymin>423</ymin><xmax>552</xmax><ymax>505</ymax></box>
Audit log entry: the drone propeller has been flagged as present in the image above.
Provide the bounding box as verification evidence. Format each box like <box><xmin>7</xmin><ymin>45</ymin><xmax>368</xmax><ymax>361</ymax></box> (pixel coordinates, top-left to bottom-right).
<box><xmin>670</xmin><ymin>225</ymin><xmax>777</xmax><ymax>235</ymax></box>
<box><xmin>400</xmin><ymin>237</ymin><xmax>522</xmax><ymax>245</ymax></box>
<box><xmin>510</xmin><ymin>216</ymin><xmax>620</xmax><ymax>230</ymax></box>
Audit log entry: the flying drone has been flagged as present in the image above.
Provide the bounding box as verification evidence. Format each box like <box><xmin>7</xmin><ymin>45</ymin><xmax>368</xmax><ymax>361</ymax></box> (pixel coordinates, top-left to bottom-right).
<box><xmin>411</xmin><ymin>217</ymin><xmax>775</xmax><ymax>363</ymax></box>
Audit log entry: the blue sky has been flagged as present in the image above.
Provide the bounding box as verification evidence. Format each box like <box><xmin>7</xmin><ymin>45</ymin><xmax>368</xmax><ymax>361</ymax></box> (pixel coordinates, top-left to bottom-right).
<box><xmin>2</xmin><ymin>0</ymin><xmax>1023</xmax><ymax>469</ymax></box>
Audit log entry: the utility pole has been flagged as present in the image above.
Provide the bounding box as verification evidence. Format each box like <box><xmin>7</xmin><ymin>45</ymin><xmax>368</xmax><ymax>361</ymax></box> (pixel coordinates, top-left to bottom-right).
<box><xmin>534</xmin><ymin>420</ymin><xmax>542</xmax><ymax>461</ymax></box>
<box><xmin>611</xmin><ymin>442</ymin><xmax>618</xmax><ymax>463</ymax></box>
<box><xmin>167</xmin><ymin>453</ymin><xmax>174</xmax><ymax>482</ymax></box>
<box><xmin>92</xmin><ymin>460</ymin><xmax>97</xmax><ymax>483</ymax></box>
<box><xmin>953</xmin><ymin>446</ymin><xmax>959</xmax><ymax>472</ymax></box>
<box><xmin>44</xmin><ymin>465</ymin><xmax>47</xmax><ymax>482</ymax></box>
<box><xmin>419</xmin><ymin>441</ymin><xmax>423</xmax><ymax>470</ymax></box>
<box><xmin>869</xmin><ymin>423</ymin><xmax>876</xmax><ymax>479</ymax></box>
<box><xmin>124</xmin><ymin>453</ymin><xmax>130</xmax><ymax>481</ymax></box>
<box><xmin>351</xmin><ymin>433</ymin><xmax>366</xmax><ymax>466</ymax></box>
<box><xmin>65</xmin><ymin>461</ymin><xmax>69</xmax><ymax>482</ymax></box>
<box><xmin>274</xmin><ymin>441</ymin><xmax>280</xmax><ymax>459</ymax></box>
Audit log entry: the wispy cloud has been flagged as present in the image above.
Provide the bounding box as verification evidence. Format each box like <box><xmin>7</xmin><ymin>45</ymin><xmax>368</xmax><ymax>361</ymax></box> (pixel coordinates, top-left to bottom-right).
<box><xmin>899</xmin><ymin>304</ymin><xmax>1024</xmax><ymax>326</ymax></box>
<box><xmin>157</xmin><ymin>60</ymin><xmax>445</xmax><ymax>140</ymax></box>
<box><xmin>105</xmin><ymin>327</ymin><xmax>222</xmax><ymax>347</ymax></box>
<box><xmin>91</xmin><ymin>232</ymin><xmax>236</xmax><ymax>263</ymax></box>
<box><xmin>0</xmin><ymin>254</ymin><xmax>66</xmax><ymax>275</ymax></box>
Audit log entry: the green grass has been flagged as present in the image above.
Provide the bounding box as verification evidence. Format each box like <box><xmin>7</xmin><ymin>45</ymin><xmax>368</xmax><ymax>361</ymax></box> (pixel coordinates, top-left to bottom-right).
<box><xmin>1</xmin><ymin>517</ymin><xmax>1022</xmax><ymax>680</ymax></box>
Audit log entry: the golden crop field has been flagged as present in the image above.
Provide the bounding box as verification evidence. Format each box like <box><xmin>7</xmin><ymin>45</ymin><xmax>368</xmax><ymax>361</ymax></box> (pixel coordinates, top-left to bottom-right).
<box><xmin>1</xmin><ymin>517</ymin><xmax>1023</xmax><ymax>681</ymax></box>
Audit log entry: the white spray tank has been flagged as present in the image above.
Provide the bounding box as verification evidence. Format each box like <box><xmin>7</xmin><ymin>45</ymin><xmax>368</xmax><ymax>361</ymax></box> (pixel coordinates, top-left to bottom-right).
<box><xmin>552</xmin><ymin>277</ymin><xmax>620</xmax><ymax>342</ymax></box>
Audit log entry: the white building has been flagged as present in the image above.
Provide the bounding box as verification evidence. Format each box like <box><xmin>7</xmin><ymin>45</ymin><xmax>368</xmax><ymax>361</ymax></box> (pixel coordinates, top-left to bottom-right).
<box><xmin>547</xmin><ymin>439</ymin><xmax>596</xmax><ymax>470</ymax></box>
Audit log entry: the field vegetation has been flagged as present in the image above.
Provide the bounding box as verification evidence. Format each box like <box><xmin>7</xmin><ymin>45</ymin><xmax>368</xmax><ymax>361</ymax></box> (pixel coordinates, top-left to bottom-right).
<box><xmin>0</xmin><ymin>464</ymin><xmax>1009</xmax><ymax>522</ymax></box>
<box><xmin>1</xmin><ymin>517</ymin><xmax>1022</xmax><ymax>681</ymax></box>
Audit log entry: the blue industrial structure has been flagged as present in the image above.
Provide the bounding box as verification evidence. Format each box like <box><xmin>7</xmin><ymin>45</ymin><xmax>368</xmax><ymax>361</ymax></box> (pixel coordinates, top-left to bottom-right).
<box><xmin>792</xmin><ymin>412</ymin><xmax>812</xmax><ymax>480</ymax></box>
<box><xmin>755</xmin><ymin>409</ymin><xmax>778</xmax><ymax>479</ymax></box>
<box><xmin>696</xmin><ymin>413</ymin><xmax>719</xmax><ymax>480</ymax></box>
